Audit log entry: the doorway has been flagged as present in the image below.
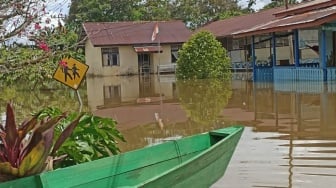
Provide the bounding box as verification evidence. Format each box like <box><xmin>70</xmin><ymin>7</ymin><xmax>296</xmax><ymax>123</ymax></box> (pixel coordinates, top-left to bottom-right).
<box><xmin>138</xmin><ymin>53</ymin><xmax>151</xmax><ymax>74</ymax></box>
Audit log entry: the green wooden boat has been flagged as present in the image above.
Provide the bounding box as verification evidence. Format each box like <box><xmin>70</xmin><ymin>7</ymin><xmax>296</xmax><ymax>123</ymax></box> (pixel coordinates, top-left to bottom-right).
<box><xmin>0</xmin><ymin>126</ymin><xmax>243</xmax><ymax>188</ymax></box>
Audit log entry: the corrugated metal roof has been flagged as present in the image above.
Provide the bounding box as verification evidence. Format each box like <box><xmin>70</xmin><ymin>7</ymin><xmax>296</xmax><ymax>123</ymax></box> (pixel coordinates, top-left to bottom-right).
<box><xmin>199</xmin><ymin>7</ymin><xmax>287</xmax><ymax>38</ymax></box>
<box><xmin>274</xmin><ymin>0</ymin><xmax>336</xmax><ymax>17</ymax></box>
<box><xmin>233</xmin><ymin>6</ymin><xmax>336</xmax><ymax>37</ymax></box>
<box><xmin>83</xmin><ymin>21</ymin><xmax>192</xmax><ymax>46</ymax></box>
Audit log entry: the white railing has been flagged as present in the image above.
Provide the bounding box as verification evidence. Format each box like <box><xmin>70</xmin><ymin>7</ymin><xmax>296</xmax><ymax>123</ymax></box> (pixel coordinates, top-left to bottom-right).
<box><xmin>157</xmin><ymin>63</ymin><xmax>177</xmax><ymax>75</ymax></box>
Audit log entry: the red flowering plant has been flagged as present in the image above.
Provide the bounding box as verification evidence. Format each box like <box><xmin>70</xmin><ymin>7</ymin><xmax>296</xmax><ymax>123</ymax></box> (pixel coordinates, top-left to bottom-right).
<box><xmin>0</xmin><ymin>1</ymin><xmax>84</xmax><ymax>85</ymax></box>
<box><xmin>38</xmin><ymin>41</ymin><xmax>50</xmax><ymax>52</ymax></box>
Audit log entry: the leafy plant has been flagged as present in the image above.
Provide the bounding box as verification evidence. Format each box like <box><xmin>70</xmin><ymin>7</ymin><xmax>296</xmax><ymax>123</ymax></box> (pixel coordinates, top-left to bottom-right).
<box><xmin>0</xmin><ymin>26</ymin><xmax>83</xmax><ymax>85</ymax></box>
<box><xmin>176</xmin><ymin>31</ymin><xmax>231</xmax><ymax>80</ymax></box>
<box><xmin>36</xmin><ymin>107</ymin><xmax>126</xmax><ymax>168</ymax></box>
<box><xmin>0</xmin><ymin>102</ymin><xmax>83</xmax><ymax>182</ymax></box>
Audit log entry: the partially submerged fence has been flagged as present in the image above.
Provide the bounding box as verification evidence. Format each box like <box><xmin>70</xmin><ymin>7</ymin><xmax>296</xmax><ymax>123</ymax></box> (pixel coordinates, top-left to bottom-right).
<box><xmin>157</xmin><ymin>64</ymin><xmax>177</xmax><ymax>75</ymax></box>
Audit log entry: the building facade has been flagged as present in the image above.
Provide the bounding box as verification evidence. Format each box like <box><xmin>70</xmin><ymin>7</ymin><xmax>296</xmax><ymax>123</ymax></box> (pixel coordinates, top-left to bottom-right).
<box><xmin>83</xmin><ymin>21</ymin><xmax>191</xmax><ymax>76</ymax></box>
<box><xmin>201</xmin><ymin>0</ymin><xmax>336</xmax><ymax>81</ymax></box>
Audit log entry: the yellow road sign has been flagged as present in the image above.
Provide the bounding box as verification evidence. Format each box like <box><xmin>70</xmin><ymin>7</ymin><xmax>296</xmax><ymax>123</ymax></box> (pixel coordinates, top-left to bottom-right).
<box><xmin>53</xmin><ymin>58</ymin><xmax>89</xmax><ymax>90</ymax></box>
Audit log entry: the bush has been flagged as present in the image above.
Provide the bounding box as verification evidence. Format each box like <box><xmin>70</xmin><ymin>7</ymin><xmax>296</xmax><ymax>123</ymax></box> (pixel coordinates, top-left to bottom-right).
<box><xmin>176</xmin><ymin>31</ymin><xmax>231</xmax><ymax>80</ymax></box>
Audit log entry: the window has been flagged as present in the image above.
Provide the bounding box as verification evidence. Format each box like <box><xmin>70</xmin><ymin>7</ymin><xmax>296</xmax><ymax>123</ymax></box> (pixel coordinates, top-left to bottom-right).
<box><xmin>101</xmin><ymin>48</ymin><xmax>119</xmax><ymax>66</ymax></box>
<box><xmin>226</xmin><ymin>38</ymin><xmax>233</xmax><ymax>51</ymax></box>
<box><xmin>103</xmin><ymin>85</ymin><xmax>121</xmax><ymax>103</ymax></box>
<box><xmin>276</xmin><ymin>37</ymin><xmax>289</xmax><ymax>47</ymax></box>
<box><xmin>232</xmin><ymin>39</ymin><xmax>246</xmax><ymax>50</ymax></box>
<box><xmin>232</xmin><ymin>39</ymin><xmax>240</xmax><ymax>50</ymax></box>
<box><xmin>255</xmin><ymin>35</ymin><xmax>271</xmax><ymax>49</ymax></box>
<box><xmin>171</xmin><ymin>45</ymin><xmax>182</xmax><ymax>63</ymax></box>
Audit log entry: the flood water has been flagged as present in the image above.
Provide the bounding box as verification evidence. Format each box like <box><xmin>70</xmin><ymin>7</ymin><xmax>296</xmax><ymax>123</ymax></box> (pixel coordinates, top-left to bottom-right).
<box><xmin>214</xmin><ymin>80</ymin><xmax>336</xmax><ymax>188</ymax></box>
<box><xmin>2</xmin><ymin>74</ymin><xmax>336</xmax><ymax>187</ymax></box>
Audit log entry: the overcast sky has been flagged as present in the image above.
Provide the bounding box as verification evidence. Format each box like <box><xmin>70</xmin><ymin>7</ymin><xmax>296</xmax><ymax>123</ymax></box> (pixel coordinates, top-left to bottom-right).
<box><xmin>46</xmin><ymin>0</ymin><xmax>71</xmax><ymax>16</ymax></box>
<box><xmin>239</xmin><ymin>0</ymin><xmax>272</xmax><ymax>10</ymax></box>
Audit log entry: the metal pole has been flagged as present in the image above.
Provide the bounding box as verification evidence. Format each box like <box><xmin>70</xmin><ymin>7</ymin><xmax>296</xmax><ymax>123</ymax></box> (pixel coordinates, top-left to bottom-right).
<box><xmin>76</xmin><ymin>90</ymin><xmax>83</xmax><ymax>113</ymax></box>
<box><xmin>321</xmin><ymin>30</ymin><xmax>327</xmax><ymax>81</ymax></box>
<box><xmin>251</xmin><ymin>36</ymin><xmax>256</xmax><ymax>81</ymax></box>
<box><xmin>158</xmin><ymin>24</ymin><xmax>161</xmax><ymax>68</ymax></box>
<box><xmin>294</xmin><ymin>29</ymin><xmax>300</xmax><ymax>67</ymax></box>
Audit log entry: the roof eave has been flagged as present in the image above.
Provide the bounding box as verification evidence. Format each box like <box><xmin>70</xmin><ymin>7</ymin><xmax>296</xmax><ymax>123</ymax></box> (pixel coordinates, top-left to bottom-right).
<box><xmin>92</xmin><ymin>41</ymin><xmax>186</xmax><ymax>47</ymax></box>
<box><xmin>233</xmin><ymin>13</ymin><xmax>336</xmax><ymax>38</ymax></box>
<box><xmin>275</xmin><ymin>1</ymin><xmax>336</xmax><ymax>17</ymax></box>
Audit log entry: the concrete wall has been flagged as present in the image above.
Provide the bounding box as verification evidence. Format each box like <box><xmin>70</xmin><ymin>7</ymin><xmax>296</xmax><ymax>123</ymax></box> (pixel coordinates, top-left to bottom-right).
<box><xmin>85</xmin><ymin>40</ymin><xmax>101</xmax><ymax>76</ymax></box>
<box><xmin>152</xmin><ymin>45</ymin><xmax>172</xmax><ymax>73</ymax></box>
<box><xmin>85</xmin><ymin>39</ymin><xmax>173</xmax><ymax>76</ymax></box>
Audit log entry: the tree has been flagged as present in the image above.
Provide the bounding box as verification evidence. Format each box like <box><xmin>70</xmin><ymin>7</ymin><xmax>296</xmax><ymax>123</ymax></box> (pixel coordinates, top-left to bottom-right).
<box><xmin>67</xmin><ymin>0</ymin><xmax>142</xmax><ymax>24</ymax></box>
<box><xmin>67</xmin><ymin>0</ymin><xmax>112</xmax><ymax>23</ymax></box>
<box><xmin>176</xmin><ymin>31</ymin><xmax>231</xmax><ymax>80</ymax></box>
<box><xmin>0</xmin><ymin>1</ymin><xmax>84</xmax><ymax>85</ymax></box>
<box><xmin>67</xmin><ymin>0</ymin><xmax>243</xmax><ymax>30</ymax></box>
<box><xmin>171</xmin><ymin>0</ymin><xmax>241</xmax><ymax>29</ymax></box>
<box><xmin>0</xmin><ymin>24</ymin><xmax>82</xmax><ymax>85</ymax></box>
<box><xmin>139</xmin><ymin>0</ymin><xmax>172</xmax><ymax>21</ymax></box>
<box><xmin>218</xmin><ymin>9</ymin><xmax>246</xmax><ymax>20</ymax></box>
<box><xmin>261</xmin><ymin>0</ymin><xmax>299</xmax><ymax>10</ymax></box>
<box><xmin>0</xmin><ymin>1</ymin><xmax>45</xmax><ymax>42</ymax></box>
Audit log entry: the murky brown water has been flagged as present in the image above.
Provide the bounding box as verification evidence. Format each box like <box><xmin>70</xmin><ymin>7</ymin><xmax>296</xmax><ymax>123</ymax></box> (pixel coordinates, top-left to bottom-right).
<box><xmin>2</xmin><ymin>74</ymin><xmax>336</xmax><ymax>187</ymax></box>
<box><xmin>88</xmin><ymin>75</ymin><xmax>336</xmax><ymax>188</ymax></box>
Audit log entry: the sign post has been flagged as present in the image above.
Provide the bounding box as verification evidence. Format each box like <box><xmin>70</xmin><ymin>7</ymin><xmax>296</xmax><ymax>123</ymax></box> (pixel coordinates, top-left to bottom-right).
<box><xmin>53</xmin><ymin>58</ymin><xmax>89</xmax><ymax>90</ymax></box>
<box><xmin>53</xmin><ymin>58</ymin><xmax>89</xmax><ymax>112</ymax></box>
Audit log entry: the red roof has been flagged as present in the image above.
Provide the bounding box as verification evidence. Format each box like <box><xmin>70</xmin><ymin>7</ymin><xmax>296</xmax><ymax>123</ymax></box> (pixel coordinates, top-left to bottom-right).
<box><xmin>274</xmin><ymin>0</ymin><xmax>336</xmax><ymax>17</ymax></box>
<box><xmin>233</xmin><ymin>5</ymin><xmax>336</xmax><ymax>37</ymax></box>
<box><xmin>83</xmin><ymin>21</ymin><xmax>192</xmax><ymax>46</ymax></box>
<box><xmin>199</xmin><ymin>7</ymin><xmax>287</xmax><ymax>38</ymax></box>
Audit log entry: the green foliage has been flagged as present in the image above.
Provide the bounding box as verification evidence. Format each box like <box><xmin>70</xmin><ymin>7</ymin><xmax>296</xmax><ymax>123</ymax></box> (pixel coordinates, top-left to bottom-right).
<box><xmin>37</xmin><ymin>107</ymin><xmax>125</xmax><ymax>168</ymax></box>
<box><xmin>0</xmin><ymin>25</ymin><xmax>84</xmax><ymax>85</ymax></box>
<box><xmin>0</xmin><ymin>103</ymin><xmax>83</xmax><ymax>182</ymax></box>
<box><xmin>138</xmin><ymin>0</ymin><xmax>172</xmax><ymax>21</ymax></box>
<box><xmin>67</xmin><ymin>0</ymin><xmax>243</xmax><ymax>29</ymax></box>
<box><xmin>0</xmin><ymin>101</ymin><xmax>125</xmax><ymax>182</ymax></box>
<box><xmin>218</xmin><ymin>10</ymin><xmax>246</xmax><ymax>19</ymax></box>
<box><xmin>68</xmin><ymin>0</ymin><xmax>142</xmax><ymax>24</ymax></box>
<box><xmin>176</xmin><ymin>79</ymin><xmax>232</xmax><ymax>125</ymax></box>
<box><xmin>176</xmin><ymin>31</ymin><xmax>231</xmax><ymax>80</ymax></box>
<box><xmin>68</xmin><ymin>0</ymin><xmax>112</xmax><ymax>23</ymax></box>
<box><xmin>171</xmin><ymin>0</ymin><xmax>240</xmax><ymax>29</ymax></box>
<box><xmin>261</xmin><ymin>0</ymin><xmax>299</xmax><ymax>10</ymax></box>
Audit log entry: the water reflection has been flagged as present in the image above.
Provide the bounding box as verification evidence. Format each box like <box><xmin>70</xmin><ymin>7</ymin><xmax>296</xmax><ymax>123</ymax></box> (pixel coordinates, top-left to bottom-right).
<box><xmin>177</xmin><ymin>79</ymin><xmax>232</xmax><ymax>125</ymax></box>
<box><xmin>253</xmin><ymin>81</ymin><xmax>336</xmax><ymax>137</ymax></box>
<box><xmin>86</xmin><ymin>76</ymin><xmax>336</xmax><ymax>187</ymax></box>
<box><xmin>218</xmin><ymin>80</ymin><xmax>336</xmax><ymax>188</ymax></box>
<box><xmin>1</xmin><ymin>75</ymin><xmax>336</xmax><ymax>187</ymax></box>
<box><xmin>86</xmin><ymin>75</ymin><xmax>177</xmax><ymax>111</ymax></box>
<box><xmin>88</xmin><ymin>75</ymin><xmax>233</xmax><ymax>151</ymax></box>
<box><xmin>0</xmin><ymin>83</ymin><xmax>88</xmax><ymax>122</ymax></box>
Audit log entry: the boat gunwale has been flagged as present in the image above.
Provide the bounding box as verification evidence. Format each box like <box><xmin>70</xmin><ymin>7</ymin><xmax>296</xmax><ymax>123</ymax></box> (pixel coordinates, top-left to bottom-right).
<box><xmin>136</xmin><ymin>125</ymin><xmax>244</xmax><ymax>187</ymax></box>
<box><xmin>0</xmin><ymin>126</ymin><xmax>244</xmax><ymax>188</ymax></box>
